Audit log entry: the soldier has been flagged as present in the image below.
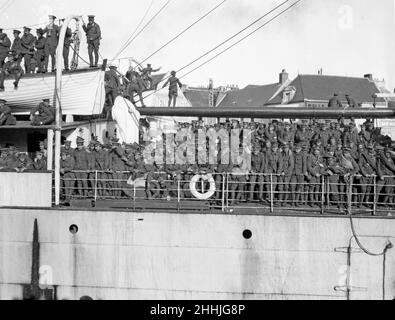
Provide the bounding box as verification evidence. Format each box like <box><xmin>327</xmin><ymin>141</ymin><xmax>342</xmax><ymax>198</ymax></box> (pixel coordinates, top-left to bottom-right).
<box><xmin>325</xmin><ymin>154</ymin><xmax>346</xmax><ymax>209</ymax></box>
<box><xmin>0</xmin><ymin>50</ymin><xmax>24</xmax><ymax>90</ymax></box>
<box><xmin>328</xmin><ymin>93</ymin><xmax>343</xmax><ymax>108</ymax></box>
<box><xmin>105</xmin><ymin>65</ymin><xmax>120</xmax><ymax>107</ymax></box>
<box><xmin>32</xmin><ymin>150</ymin><xmax>47</xmax><ymax>171</ymax></box>
<box><xmin>11</xmin><ymin>30</ymin><xmax>22</xmax><ymax>61</ymax></box>
<box><xmin>87</xmin><ymin>140</ymin><xmax>97</xmax><ymax>196</ymax></box>
<box><xmin>278</xmin><ymin>143</ymin><xmax>294</xmax><ymax>206</ymax></box>
<box><xmin>307</xmin><ymin>147</ymin><xmax>326</xmax><ymax>208</ymax></box>
<box><xmin>139</xmin><ymin>63</ymin><xmax>161</xmax><ymax>87</ymax></box>
<box><xmin>291</xmin><ymin>144</ymin><xmax>307</xmax><ymax>207</ymax></box>
<box><xmin>73</xmin><ymin>137</ymin><xmax>90</xmax><ymax>197</ymax></box>
<box><xmin>249</xmin><ymin>146</ymin><xmax>264</xmax><ymax>202</ymax></box>
<box><xmin>34</xmin><ymin>29</ymin><xmax>46</xmax><ymax>73</ymax></box>
<box><xmin>30</xmin><ymin>98</ymin><xmax>55</xmax><ymax>126</ymax></box>
<box><xmin>162</xmin><ymin>71</ymin><xmax>183</xmax><ymax>108</ymax></box>
<box><xmin>109</xmin><ymin>137</ymin><xmax>125</xmax><ymax>198</ymax></box>
<box><xmin>59</xmin><ymin>19</ymin><xmax>73</xmax><ymax>71</ymax></box>
<box><xmin>264</xmin><ymin>143</ymin><xmax>281</xmax><ymax>204</ymax></box>
<box><xmin>338</xmin><ymin>147</ymin><xmax>360</xmax><ymax>207</ymax></box>
<box><xmin>14</xmin><ymin>152</ymin><xmax>33</xmax><ymax>172</ymax></box>
<box><xmin>376</xmin><ymin>147</ymin><xmax>395</xmax><ymax>207</ymax></box>
<box><xmin>20</xmin><ymin>27</ymin><xmax>35</xmax><ymax>73</ymax></box>
<box><xmin>0</xmin><ymin>29</ymin><xmax>11</xmax><ymax>68</ymax></box>
<box><xmin>43</xmin><ymin>15</ymin><xmax>60</xmax><ymax>72</ymax></box>
<box><xmin>346</xmin><ymin>94</ymin><xmax>359</xmax><ymax>108</ymax></box>
<box><xmin>359</xmin><ymin>143</ymin><xmax>377</xmax><ymax>207</ymax></box>
<box><xmin>92</xmin><ymin>141</ymin><xmax>111</xmax><ymax>198</ymax></box>
<box><xmin>82</xmin><ymin>15</ymin><xmax>101</xmax><ymax>68</ymax></box>
<box><xmin>60</xmin><ymin>150</ymin><xmax>76</xmax><ymax>203</ymax></box>
<box><xmin>295</xmin><ymin>123</ymin><xmax>310</xmax><ymax>145</ymax></box>
<box><xmin>278</xmin><ymin>122</ymin><xmax>295</xmax><ymax>146</ymax></box>
<box><xmin>0</xmin><ymin>99</ymin><xmax>16</xmax><ymax>126</ymax></box>
<box><xmin>61</xmin><ymin>140</ymin><xmax>74</xmax><ymax>157</ymax></box>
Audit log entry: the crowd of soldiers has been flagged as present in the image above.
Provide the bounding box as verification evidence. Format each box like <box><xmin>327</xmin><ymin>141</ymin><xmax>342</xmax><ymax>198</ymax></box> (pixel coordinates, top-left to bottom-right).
<box><xmin>1</xmin><ymin>116</ymin><xmax>395</xmax><ymax>210</ymax></box>
<box><xmin>0</xmin><ymin>15</ymin><xmax>101</xmax><ymax>91</ymax></box>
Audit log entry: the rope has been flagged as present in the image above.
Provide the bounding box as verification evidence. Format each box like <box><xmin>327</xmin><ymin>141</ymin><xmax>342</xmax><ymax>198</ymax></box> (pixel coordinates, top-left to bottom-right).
<box><xmin>111</xmin><ymin>0</ymin><xmax>172</xmax><ymax>61</ymax></box>
<box><xmin>111</xmin><ymin>0</ymin><xmax>155</xmax><ymax>61</ymax></box>
<box><xmin>139</xmin><ymin>0</ymin><xmax>228</xmax><ymax>65</ymax></box>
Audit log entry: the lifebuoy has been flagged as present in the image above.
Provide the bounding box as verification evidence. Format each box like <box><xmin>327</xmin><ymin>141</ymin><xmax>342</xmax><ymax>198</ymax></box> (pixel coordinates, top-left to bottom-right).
<box><xmin>190</xmin><ymin>174</ymin><xmax>216</xmax><ymax>200</ymax></box>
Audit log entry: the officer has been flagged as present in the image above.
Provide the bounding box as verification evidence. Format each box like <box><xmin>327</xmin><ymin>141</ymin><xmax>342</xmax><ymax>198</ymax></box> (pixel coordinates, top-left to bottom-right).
<box><xmin>0</xmin><ymin>50</ymin><xmax>24</xmax><ymax>90</ymax></box>
<box><xmin>0</xmin><ymin>28</ymin><xmax>11</xmax><ymax>68</ymax></box>
<box><xmin>82</xmin><ymin>15</ymin><xmax>101</xmax><ymax>68</ymax></box>
<box><xmin>34</xmin><ymin>29</ymin><xmax>46</xmax><ymax>73</ymax></box>
<box><xmin>33</xmin><ymin>150</ymin><xmax>47</xmax><ymax>171</ymax></box>
<box><xmin>0</xmin><ymin>99</ymin><xmax>16</xmax><ymax>126</ymax></box>
<box><xmin>59</xmin><ymin>19</ymin><xmax>73</xmax><ymax>71</ymax></box>
<box><xmin>20</xmin><ymin>27</ymin><xmax>35</xmax><ymax>73</ymax></box>
<box><xmin>278</xmin><ymin>143</ymin><xmax>294</xmax><ymax>206</ymax></box>
<box><xmin>60</xmin><ymin>150</ymin><xmax>76</xmax><ymax>203</ymax></box>
<box><xmin>162</xmin><ymin>71</ymin><xmax>183</xmax><ymax>108</ymax></box>
<box><xmin>11</xmin><ymin>30</ymin><xmax>22</xmax><ymax>61</ymax></box>
<box><xmin>328</xmin><ymin>93</ymin><xmax>343</xmax><ymax>108</ymax></box>
<box><xmin>105</xmin><ymin>65</ymin><xmax>120</xmax><ymax>106</ymax></box>
<box><xmin>43</xmin><ymin>15</ymin><xmax>59</xmax><ymax>72</ymax></box>
<box><xmin>30</xmin><ymin>98</ymin><xmax>55</xmax><ymax>126</ymax></box>
<box><xmin>73</xmin><ymin>137</ymin><xmax>90</xmax><ymax>197</ymax></box>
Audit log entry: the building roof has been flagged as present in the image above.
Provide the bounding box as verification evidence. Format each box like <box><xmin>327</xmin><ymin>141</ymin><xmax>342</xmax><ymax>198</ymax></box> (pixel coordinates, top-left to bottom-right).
<box><xmin>218</xmin><ymin>83</ymin><xmax>279</xmax><ymax>108</ymax></box>
<box><xmin>267</xmin><ymin>74</ymin><xmax>385</xmax><ymax>105</ymax></box>
<box><xmin>184</xmin><ymin>88</ymin><xmax>210</xmax><ymax>109</ymax></box>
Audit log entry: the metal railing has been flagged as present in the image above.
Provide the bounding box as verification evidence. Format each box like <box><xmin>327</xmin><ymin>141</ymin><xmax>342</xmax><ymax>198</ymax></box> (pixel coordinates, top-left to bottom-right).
<box><xmin>54</xmin><ymin>171</ymin><xmax>395</xmax><ymax>215</ymax></box>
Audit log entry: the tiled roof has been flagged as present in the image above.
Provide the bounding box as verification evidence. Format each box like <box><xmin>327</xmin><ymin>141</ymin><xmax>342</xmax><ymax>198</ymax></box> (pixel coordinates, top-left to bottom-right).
<box><xmin>184</xmin><ymin>88</ymin><xmax>210</xmax><ymax>108</ymax></box>
<box><xmin>218</xmin><ymin>83</ymin><xmax>279</xmax><ymax>108</ymax></box>
<box><xmin>267</xmin><ymin>75</ymin><xmax>384</xmax><ymax>105</ymax></box>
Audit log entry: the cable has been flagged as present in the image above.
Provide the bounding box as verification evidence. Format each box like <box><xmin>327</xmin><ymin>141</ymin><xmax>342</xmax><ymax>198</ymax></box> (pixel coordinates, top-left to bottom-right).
<box><xmin>111</xmin><ymin>0</ymin><xmax>155</xmax><ymax>61</ymax></box>
<box><xmin>134</xmin><ymin>0</ymin><xmax>296</xmax><ymax>104</ymax></box>
<box><xmin>179</xmin><ymin>0</ymin><xmax>303</xmax><ymax>80</ymax></box>
<box><xmin>139</xmin><ymin>0</ymin><xmax>228</xmax><ymax>65</ymax></box>
<box><xmin>112</xmin><ymin>0</ymin><xmax>172</xmax><ymax>61</ymax></box>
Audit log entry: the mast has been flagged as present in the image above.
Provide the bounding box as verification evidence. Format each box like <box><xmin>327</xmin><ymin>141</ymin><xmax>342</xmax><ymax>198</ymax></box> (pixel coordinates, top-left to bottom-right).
<box><xmin>55</xmin><ymin>15</ymin><xmax>84</xmax><ymax>206</ymax></box>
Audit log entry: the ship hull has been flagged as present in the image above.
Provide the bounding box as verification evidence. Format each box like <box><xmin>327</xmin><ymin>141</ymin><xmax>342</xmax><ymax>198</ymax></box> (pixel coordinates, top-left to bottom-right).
<box><xmin>0</xmin><ymin>208</ymin><xmax>394</xmax><ymax>300</ymax></box>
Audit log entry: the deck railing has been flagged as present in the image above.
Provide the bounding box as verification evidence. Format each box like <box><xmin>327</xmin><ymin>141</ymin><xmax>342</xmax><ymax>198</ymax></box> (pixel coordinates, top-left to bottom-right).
<box><xmin>54</xmin><ymin>171</ymin><xmax>395</xmax><ymax>215</ymax></box>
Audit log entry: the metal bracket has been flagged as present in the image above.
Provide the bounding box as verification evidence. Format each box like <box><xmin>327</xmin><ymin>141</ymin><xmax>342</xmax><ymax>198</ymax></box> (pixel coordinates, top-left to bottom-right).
<box><xmin>334</xmin><ymin>285</ymin><xmax>368</xmax><ymax>293</ymax></box>
<box><xmin>334</xmin><ymin>247</ymin><xmax>364</xmax><ymax>254</ymax></box>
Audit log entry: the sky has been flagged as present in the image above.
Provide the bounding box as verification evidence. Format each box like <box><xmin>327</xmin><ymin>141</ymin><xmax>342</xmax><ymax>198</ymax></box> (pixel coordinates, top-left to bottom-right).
<box><xmin>1</xmin><ymin>0</ymin><xmax>394</xmax><ymax>90</ymax></box>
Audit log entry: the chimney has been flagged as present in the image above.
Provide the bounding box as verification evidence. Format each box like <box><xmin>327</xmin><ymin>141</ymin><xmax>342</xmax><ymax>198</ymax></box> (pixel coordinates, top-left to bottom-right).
<box><xmin>364</xmin><ymin>74</ymin><xmax>373</xmax><ymax>81</ymax></box>
<box><xmin>279</xmin><ymin>69</ymin><xmax>289</xmax><ymax>85</ymax></box>
<box><xmin>209</xmin><ymin>78</ymin><xmax>214</xmax><ymax>90</ymax></box>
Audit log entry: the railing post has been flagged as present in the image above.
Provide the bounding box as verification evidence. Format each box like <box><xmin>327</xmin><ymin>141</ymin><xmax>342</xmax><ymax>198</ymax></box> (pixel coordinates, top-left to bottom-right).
<box><xmin>326</xmin><ymin>177</ymin><xmax>330</xmax><ymax>211</ymax></box>
<box><xmin>321</xmin><ymin>176</ymin><xmax>325</xmax><ymax>215</ymax></box>
<box><xmin>270</xmin><ymin>174</ymin><xmax>274</xmax><ymax>213</ymax></box>
<box><xmin>133</xmin><ymin>181</ymin><xmax>136</xmax><ymax>211</ymax></box>
<box><xmin>373</xmin><ymin>175</ymin><xmax>377</xmax><ymax>216</ymax></box>
<box><xmin>348</xmin><ymin>176</ymin><xmax>353</xmax><ymax>216</ymax></box>
<box><xmin>177</xmin><ymin>180</ymin><xmax>181</xmax><ymax>212</ymax></box>
<box><xmin>221</xmin><ymin>173</ymin><xmax>226</xmax><ymax>212</ymax></box>
<box><xmin>226</xmin><ymin>173</ymin><xmax>229</xmax><ymax>210</ymax></box>
<box><xmin>94</xmin><ymin>170</ymin><xmax>98</xmax><ymax>202</ymax></box>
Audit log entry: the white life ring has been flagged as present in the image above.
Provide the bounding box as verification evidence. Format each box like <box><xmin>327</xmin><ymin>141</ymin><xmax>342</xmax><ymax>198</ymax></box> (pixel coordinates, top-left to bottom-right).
<box><xmin>190</xmin><ymin>174</ymin><xmax>216</xmax><ymax>200</ymax></box>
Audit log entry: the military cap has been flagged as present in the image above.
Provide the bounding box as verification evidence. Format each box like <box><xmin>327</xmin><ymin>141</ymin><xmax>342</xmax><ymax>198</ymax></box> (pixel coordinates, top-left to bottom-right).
<box><xmin>48</xmin><ymin>15</ymin><xmax>56</xmax><ymax>20</ymax></box>
<box><xmin>108</xmin><ymin>65</ymin><xmax>117</xmax><ymax>69</ymax></box>
<box><xmin>36</xmin><ymin>28</ymin><xmax>44</xmax><ymax>34</ymax></box>
<box><xmin>343</xmin><ymin>146</ymin><xmax>351</xmax><ymax>152</ymax></box>
<box><xmin>64</xmin><ymin>140</ymin><xmax>72</xmax><ymax>145</ymax></box>
<box><xmin>43</xmin><ymin>98</ymin><xmax>50</xmax><ymax>102</ymax></box>
<box><xmin>0</xmin><ymin>28</ymin><xmax>3</xmax><ymax>33</ymax></box>
<box><xmin>88</xmin><ymin>15</ymin><xmax>95</xmax><ymax>18</ymax></box>
<box><xmin>13</xmin><ymin>30</ymin><xmax>21</xmax><ymax>34</ymax></box>
<box><xmin>171</xmin><ymin>70</ymin><xmax>176</xmax><ymax>76</ymax></box>
<box><xmin>110</xmin><ymin>136</ymin><xmax>120</xmax><ymax>144</ymax></box>
<box><xmin>0</xmin><ymin>99</ymin><xmax>6</xmax><ymax>104</ymax></box>
<box><xmin>23</xmin><ymin>26</ymin><xmax>31</xmax><ymax>31</ymax></box>
<box><xmin>76</xmin><ymin>136</ymin><xmax>85</xmax><ymax>144</ymax></box>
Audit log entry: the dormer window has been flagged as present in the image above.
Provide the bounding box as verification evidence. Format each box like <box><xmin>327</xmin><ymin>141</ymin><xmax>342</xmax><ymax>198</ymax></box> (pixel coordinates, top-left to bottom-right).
<box><xmin>282</xmin><ymin>86</ymin><xmax>296</xmax><ymax>104</ymax></box>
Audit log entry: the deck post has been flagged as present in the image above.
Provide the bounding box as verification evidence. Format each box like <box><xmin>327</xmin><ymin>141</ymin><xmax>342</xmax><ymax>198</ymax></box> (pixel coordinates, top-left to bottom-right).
<box><xmin>54</xmin><ymin>15</ymin><xmax>83</xmax><ymax>206</ymax></box>
<box><xmin>46</xmin><ymin>129</ymin><xmax>54</xmax><ymax>171</ymax></box>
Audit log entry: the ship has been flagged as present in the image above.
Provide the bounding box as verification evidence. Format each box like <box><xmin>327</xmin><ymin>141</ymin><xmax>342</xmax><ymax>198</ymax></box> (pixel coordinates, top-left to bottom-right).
<box><xmin>0</xmin><ymin>15</ymin><xmax>394</xmax><ymax>301</ymax></box>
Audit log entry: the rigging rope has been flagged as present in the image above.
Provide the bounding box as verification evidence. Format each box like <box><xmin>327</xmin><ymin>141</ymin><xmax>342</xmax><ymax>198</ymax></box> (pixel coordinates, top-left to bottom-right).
<box><xmin>139</xmin><ymin>0</ymin><xmax>228</xmax><ymax>66</ymax></box>
<box><xmin>111</xmin><ymin>0</ymin><xmax>155</xmax><ymax>62</ymax></box>
<box><xmin>111</xmin><ymin>0</ymin><xmax>172</xmax><ymax>61</ymax></box>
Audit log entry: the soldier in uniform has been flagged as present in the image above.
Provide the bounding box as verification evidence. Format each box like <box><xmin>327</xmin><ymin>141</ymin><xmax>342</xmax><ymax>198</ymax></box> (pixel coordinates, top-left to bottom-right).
<box><xmin>0</xmin><ymin>99</ymin><xmax>16</xmax><ymax>125</ymax></box>
<box><xmin>11</xmin><ymin>30</ymin><xmax>22</xmax><ymax>61</ymax></box>
<box><xmin>291</xmin><ymin>144</ymin><xmax>307</xmax><ymax>207</ymax></box>
<box><xmin>105</xmin><ymin>65</ymin><xmax>120</xmax><ymax>107</ymax></box>
<box><xmin>92</xmin><ymin>141</ymin><xmax>111</xmax><ymax>198</ymax></box>
<box><xmin>264</xmin><ymin>143</ymin><xmax>281</xmax><ymax>204</ymax></box>
<box><xmin>328</xmin><ymin>93</ymin><xmax>343</xmax><ymax>108</ymax></box>
<box><xmin>43</xmin><ymin>15</ymin><xmax>59</xmax><ymax>72</ymax></box>
<box><xmin>20</xmin><ymin>27</ymin><xmax>35</xmax><ymax>73</ymax></box>
<box><xmin>338</xmin><ymin>147</ymin><xmax>360</xmax><ymax>207</ymax></box>
<box><xmin>82</xmin><ymin>15</ymin><xmax>101</xmax><ymax>68</ymax></box>
<box><xmin>61</xmin><ymin>140</ymin><xmax>75</xmax><ymax>157</ymax></box>
<box><xmin>109</xmin><ymin>137</ymin><xmax>125</xmax><ymax>198</ymax></box>
<box><xmin>358</xmin><ymin>143</ymin><xmax>377</xmax><ymax>207</ymax></box>
<box><xmin>139</xmin><ymin>63</ymin><xmax>161</xmax><ymax>87</ymax></box>
<box><xmin>59</xmin><ymin>19</ymin><xmax>73</xmax><ymax>71</ymax></box>
<box><xmin>30</xmin><ymin>98</ymin><xmax>55</xmax><ymax>126</ymax></box>
<box><xmin>306</xmin><ymin>147</ymin><xmax>326</xmax><ymax>207</ymax></box>
<box><xmin>60</xmin><ymin>150</ymin><xmax>76</xmax><ymax>203</ymax></box>
<box><xmin>377</xmin><ymin>147</ymin><xmax>395</xmax><ymax>207</ymax></box>
<box><xmin>0</xmin><ymin>29</ymin><xmax>11</xmax><ymax>68</ymax></box>
<box><xmin>0</xmin><ymin>50</ymin><xmax>24</xmax><ymax>90</ymax></box>
<box><xmin>346</xmin><ymin>94</ymin><xmax>359</xmax><ymax>108</ymax></box>
<box><xmin>249</xmin><ymin>146</ymin><xmax>264</xmax><ymax>202</ymax></box>
<box><xmin>278</xmin><ymin>143</ymin><xmax>294</xmax><ymax>206</ymax></box>
<box><xmin>32</xmin><ymin>150</ymin><xmax>47</xmax><ymax>171</ymax></box>
<box><xmin>325</xmin><ymin>154</ymin><xmax>346</xmax><ymax>209</ymax></box>
<box><xmin>73</xmin><ymin>137</ymin><xmax>90</xmax><ymax>197</ymax></box>
<box><xmin>14</xmin><ymin>152</ymin><xmax>33</xmax><ymax>172</ymax></box>
<box><xmin>34</xmin><ymin>29</ymin><xmax>46</xmax><ymax>73</ymax></box>
<box><xmin>162</xmin><ymin>71</ymin><xmax>183</xmax><ymax>108</ymax></box>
